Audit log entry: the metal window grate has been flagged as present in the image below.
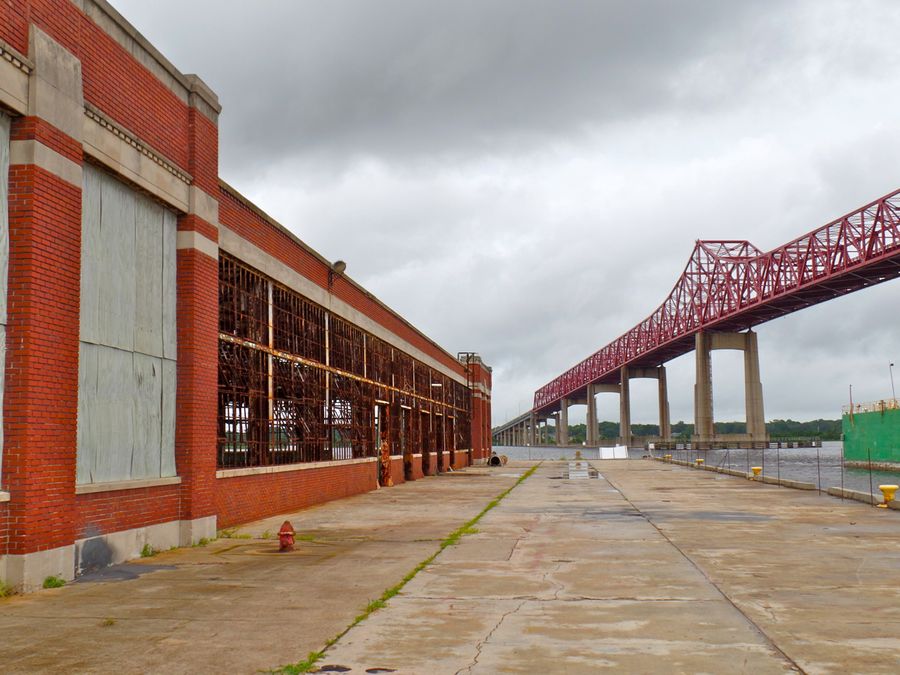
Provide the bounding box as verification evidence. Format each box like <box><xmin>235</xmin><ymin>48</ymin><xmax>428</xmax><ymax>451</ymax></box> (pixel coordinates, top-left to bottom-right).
<box><xmin>217</xmin><ymin>252</ymin><xmax>473</xmax><ymax>469</ymax></box>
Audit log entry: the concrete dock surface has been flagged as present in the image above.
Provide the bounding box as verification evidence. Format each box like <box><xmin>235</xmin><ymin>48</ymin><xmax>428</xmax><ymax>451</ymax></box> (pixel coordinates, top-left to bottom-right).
<box><xmin>1</xmin><ymin>459</ymin><xmax>899</xmax><ymax>673</ymax></box>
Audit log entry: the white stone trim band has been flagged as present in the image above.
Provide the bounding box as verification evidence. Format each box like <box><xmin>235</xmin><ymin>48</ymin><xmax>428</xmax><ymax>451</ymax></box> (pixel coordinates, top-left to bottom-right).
<box><xmin>10</xmin><ymin>139</ymin><xmax>83</xmax><ymax>187</ymax></box>
<box><xmin>216</xmin><ymin>457</ymin><xmax>377</xmax><ymax>479</ymax></box>
<box><xmin>75</xmin><ymin>475</ymin><xmax>182</xmax><ymax>495</ymax></box>
<box><xmin>176</xmin><ymin>230</ymin><xmax>219</xmax><ymax>259</ymax></box>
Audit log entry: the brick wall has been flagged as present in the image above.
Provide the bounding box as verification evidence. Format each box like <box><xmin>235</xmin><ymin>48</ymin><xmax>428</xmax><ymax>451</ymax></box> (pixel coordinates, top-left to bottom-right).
<box><xmin>174</xmin><ymin>238</ymin><xmax>219</xmax><ymax>527</ymax></box>
<box><xmin>75</xmin><ymin>485</ymin><xmax>180</xmax><ymax>540</ymax></box>
<box><xmin>411</xmin><ymin>455</ymin><xmax>424</xmax><ymax>480</ymax></box>
<box><xmin>1</xmin><ymin>1</ymin><xmax>191</xmax><ymax>172</ymax></box>
<box><xmin>5</xmin><ymin>149</ymin><xmax>81</xmax><ymax>554</ymax></box>
<box><xmin>0</xmin><ymin>0</ymin><xmax>493</xmax><ymax>565</ymax></box>
<box><xmin>215</xmin><ymin>461</ymin><xmax>379</xmax><ymax>528</ymax></box>
<box><xmin>389</xmin><ymin>458</ymin><xmax>405</xmax><ymax>486</ymax></box>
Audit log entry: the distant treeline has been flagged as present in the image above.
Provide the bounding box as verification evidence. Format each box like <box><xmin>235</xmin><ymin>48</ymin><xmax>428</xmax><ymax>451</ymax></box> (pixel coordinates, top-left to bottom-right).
<box><xmin>556</xmin><ymin>419</ymin><xmax>841</xmax><ymax>443</ymax></box>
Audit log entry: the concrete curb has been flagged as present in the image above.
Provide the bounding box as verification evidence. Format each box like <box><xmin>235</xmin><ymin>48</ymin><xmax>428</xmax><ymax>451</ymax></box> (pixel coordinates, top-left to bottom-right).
<box><xmin>654</xmin><ymin>456</ymin><xmax>900</xmax><ymax>506</ymax></box>
<box><xmin>826</xmin><ymin>486</ymin><xmax>900</xmax><ymax>509</ymax></box>
<box><xmin>652</xmin><ymin>456</ymin><xmax>817</xmax><ymax>492</ymax></box>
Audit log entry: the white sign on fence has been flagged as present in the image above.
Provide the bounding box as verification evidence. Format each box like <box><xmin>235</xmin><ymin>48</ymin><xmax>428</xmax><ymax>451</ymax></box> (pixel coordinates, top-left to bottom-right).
<box><xmin>599</xmin><ymin>445</ymin><xmax>629</xmax><ymax>460</ymax></box>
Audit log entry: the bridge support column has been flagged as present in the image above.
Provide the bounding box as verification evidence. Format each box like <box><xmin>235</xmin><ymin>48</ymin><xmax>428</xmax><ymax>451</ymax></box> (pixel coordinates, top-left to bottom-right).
<box><xmin>694</xmin><ymin>330</ymin><xmax>767</xmax><ymax>446</ymax></box>
<box><xmin>658</xmin><ymin>366</ymin><xmax>671</xmax><ymax>441</ymax></box>
<box><xmin>585</xmin><ymin>384</ymin><xmax>598</xmax><ymax>446</ymax></box>
<box><xmin>624</xmin><ymin>366</ymin><xmax>670</xmax><ymax>445</ymax></box>
<box><xmin>559</xmin><ymin>399</ymin><xmax>570</xmax><ymax>446</ymax></box>
<box><xmin>619</xmin><ymin>367</ymin><xmax>632</xmax><ymax>447</ymax></box>
<box><xmin>694</xmin><ymin>332</ymin><xmax>714</xmax><ymax>442</ymax></box>
<box><xmin>744</xmin><ymin>332</ymin><xmax>766</xmax><ymax>440</ymax></box>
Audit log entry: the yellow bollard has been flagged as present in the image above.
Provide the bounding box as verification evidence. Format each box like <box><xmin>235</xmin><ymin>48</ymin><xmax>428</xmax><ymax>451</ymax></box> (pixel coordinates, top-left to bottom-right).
<box><xmin>877</xmin><ymin>484</ymin><xmax>898</xmax><ymax>508</ymax></box>
<box><xmin>695</xmin><ymin>458</ymin><xmax>704</xmax><ymax>466</ymax></box>
<box><xmin>750</xmin><ymin>466</ymin><xmax>762</xmax><ymax>480</ymax></box>
<box><xmin>664</xmin><ymin>454</ymin><xmax>672</xmax><ymax>462</ymax></box>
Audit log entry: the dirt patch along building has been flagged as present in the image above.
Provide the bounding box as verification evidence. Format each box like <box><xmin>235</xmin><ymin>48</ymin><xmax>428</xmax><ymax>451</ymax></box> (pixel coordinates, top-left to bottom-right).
<box><xmin>0</xmin><ymin>0</ymin><xmax>492</xmax><ymax>591</ymax></box>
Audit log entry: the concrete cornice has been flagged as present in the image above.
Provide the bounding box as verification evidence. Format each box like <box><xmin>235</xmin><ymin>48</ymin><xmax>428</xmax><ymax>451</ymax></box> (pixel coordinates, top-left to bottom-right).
<box><xmin>0</xmin><ymin>39</ymin><xmax>33</xmax><ymax>75</ymax></box>
<box><xmin>84</xmin><ymin>104</ymin><xmax>192</xmax><ymax>184</ymax></box>
<box><xmin>72</xmin><ymin>0</ymin><xmax>221</xmax><ymax>119</ymax></box>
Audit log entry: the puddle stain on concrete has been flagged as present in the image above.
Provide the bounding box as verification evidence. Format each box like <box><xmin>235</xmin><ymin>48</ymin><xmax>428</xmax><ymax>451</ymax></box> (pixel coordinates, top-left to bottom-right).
<box><xmin>549</xmin><ymin>462</ymin><xmax>602</xmax><ymax>480</ymax></box>
<box><xmin>75</xmin><ymin>563</ymin><xmax>177</xmax><ymax>584</ymax></box>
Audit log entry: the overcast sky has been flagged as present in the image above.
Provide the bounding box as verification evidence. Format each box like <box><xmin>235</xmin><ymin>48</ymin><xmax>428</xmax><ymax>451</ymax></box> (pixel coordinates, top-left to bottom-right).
<box><xmin>114</xmin><ymin>0</ymin><xmax>900</xmax><ymax>427</ymax></box>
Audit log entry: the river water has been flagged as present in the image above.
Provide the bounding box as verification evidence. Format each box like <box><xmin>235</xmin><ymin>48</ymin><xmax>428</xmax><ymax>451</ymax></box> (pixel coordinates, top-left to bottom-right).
<box><xmin>493</xmin><ymin>441</ymin><xmax>900</xmax><ymax>495</ymax></box>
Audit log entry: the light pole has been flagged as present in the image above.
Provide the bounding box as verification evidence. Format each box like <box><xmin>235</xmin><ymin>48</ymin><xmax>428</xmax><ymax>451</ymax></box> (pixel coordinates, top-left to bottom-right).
<box><xmin>890</xmin><ymin>362</ymin><xmax>896</xmax><ymax>401</ymax></box>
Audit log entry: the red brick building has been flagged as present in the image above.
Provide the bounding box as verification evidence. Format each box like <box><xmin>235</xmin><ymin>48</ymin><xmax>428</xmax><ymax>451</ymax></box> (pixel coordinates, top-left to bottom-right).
<box><xmin>0</xmin><ymin>0</ymin><xmax>491</xmax><ymax>591</ymax></box>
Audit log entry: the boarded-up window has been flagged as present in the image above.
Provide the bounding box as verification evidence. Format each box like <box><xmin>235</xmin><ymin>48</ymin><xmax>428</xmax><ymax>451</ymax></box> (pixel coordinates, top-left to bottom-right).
<box><xmin>0</xmin><ymin>113</ymin><xmax>9</xmax><ymax>482</ymax></box>
<box><xmin>77</xmin><ymin>164</ymin><xmax>177</xmax><ymax>483</ymax></box>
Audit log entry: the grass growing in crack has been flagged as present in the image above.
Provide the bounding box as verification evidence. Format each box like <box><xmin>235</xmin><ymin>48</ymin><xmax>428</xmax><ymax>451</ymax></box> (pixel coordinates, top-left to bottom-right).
<box><xmin>42</xmin><ymin>575</ymin><xmax>65</xmax><ymax>589</ymax></box>
<box><xmin>218</xmin><ymin>528</ymin><xmax>252</xmax><ymax>539</ymax></box>
<box><xmin>0</xmin><ymin>580</ymin><xmax>14</xmax><ymax>598</ymax></box>
<box><xmin>140</xmin><ymin>544</ymin><xmax>155</xmax><ymax>558</ymax></box>
<box><xmin>275</xmin><ymin>463</ymin><xmax>540</xmax><ymax>674</ymax></box>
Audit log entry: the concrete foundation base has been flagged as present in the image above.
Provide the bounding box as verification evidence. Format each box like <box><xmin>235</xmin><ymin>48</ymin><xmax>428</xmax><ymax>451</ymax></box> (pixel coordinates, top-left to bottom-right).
<box><xmin>0</xmin><ymin>545</ymin><xmax>76</xmax><ymax>592</ymax></box>
<box><xmin>0</xmin><ymin>516</ymin><xmax>219</xmax><ymax>591</ymax></box>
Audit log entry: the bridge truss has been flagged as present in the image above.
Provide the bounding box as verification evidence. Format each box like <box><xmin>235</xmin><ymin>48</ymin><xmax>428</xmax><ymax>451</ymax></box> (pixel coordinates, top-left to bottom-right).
<box><xmin>534</xmin><ymin>188</ymin><xmax>900</xmax><ymax>414</ymax></box>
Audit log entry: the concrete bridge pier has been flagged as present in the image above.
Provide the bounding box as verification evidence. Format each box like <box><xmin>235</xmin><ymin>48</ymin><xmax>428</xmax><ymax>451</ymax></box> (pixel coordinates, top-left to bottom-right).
<box><xmin>558</xmin><ymin>398</ymin><xmax>570</xmax><ymax>446</ymax></box>
<box><xmin>623</xmin><ymin>365</ymin><xmax>672</xmax><ymax>445</ymax></box>
<box><xmin>585</xmin><ymin>384</ymin><xmax>598</xmax><ymax>446</ymax></box>
<box><xmin>620</xmin><ymin>367</ymin><xmax>632</xmax><ymax>447</ymax></box>
<box><xmin>693</xmin><ymin>330</ymin><xmax>766</xmax><ymax>446</ymax></box>
<box><xmin>588</xmin><ymin>383</ymin><xmax>622</xmax><ymax>446</ymax></box>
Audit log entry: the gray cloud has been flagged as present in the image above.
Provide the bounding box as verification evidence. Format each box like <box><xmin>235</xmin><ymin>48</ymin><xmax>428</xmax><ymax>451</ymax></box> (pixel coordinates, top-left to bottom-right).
<box><xmin>113</xmin><ymin>0</ymin><xmax>900</xmax><ymax>426</ymax></box>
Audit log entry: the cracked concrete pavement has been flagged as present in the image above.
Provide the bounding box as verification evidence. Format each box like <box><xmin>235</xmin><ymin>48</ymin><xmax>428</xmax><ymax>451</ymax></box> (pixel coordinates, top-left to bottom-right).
<box><xmin>2</xmin><ymin>458</ymin><xmax>899</xmax><ymax>673</ymax></box>
<box><xmin>319</xmin><ymin>459</ymin><xmax>900</xmax><ymax>674</ymax></box>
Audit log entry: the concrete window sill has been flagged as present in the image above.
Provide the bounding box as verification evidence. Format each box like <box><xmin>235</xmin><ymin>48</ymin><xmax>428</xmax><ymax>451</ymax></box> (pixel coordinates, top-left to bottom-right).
<box><xmin>217</xmin><ymin>457</ymin><xmax>377</xmax><ymax>479</ymax></box>
<box><xmin>75</xmin><ymin>476</ymin><xmax>182</xmax><ymax>495</ymax></box>
<box><xmin>0</xmin><ymin>491</ymin><xmax>9</xmax><ymax>503</ymax></box>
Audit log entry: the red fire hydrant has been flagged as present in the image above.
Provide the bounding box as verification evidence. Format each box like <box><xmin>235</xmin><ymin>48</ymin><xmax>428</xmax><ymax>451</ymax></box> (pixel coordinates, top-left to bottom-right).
<box><xmin>278</xmin><ymin>520</ymin><xmax>295</xmax><ymax>552</ymax></box>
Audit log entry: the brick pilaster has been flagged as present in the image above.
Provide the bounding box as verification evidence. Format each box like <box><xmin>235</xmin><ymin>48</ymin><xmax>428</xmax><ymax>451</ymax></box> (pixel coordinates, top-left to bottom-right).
<box><xmin>4</xmin><ymin>27</ymin><xmax>83</xmax><ymax>561</ymax></box>
<box><xmin>174</xmin><ymin>75</ymin><xmax>221</xmax><ymax>536</ymax></box>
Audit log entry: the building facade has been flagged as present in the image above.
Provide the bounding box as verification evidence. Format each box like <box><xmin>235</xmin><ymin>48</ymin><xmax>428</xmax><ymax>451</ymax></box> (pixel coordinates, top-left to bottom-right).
<box><xmin>0</xmin><ymin>0</ymin><xmax>491</xmax><ymax>591</ymax></box>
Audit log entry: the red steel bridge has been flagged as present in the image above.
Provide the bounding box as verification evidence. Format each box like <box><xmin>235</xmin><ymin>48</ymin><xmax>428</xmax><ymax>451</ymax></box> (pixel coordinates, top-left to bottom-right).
<box><xmin>533</xmin><ymin>187</ymin><xmax>900</xmax><ymax>417</ymax></box>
